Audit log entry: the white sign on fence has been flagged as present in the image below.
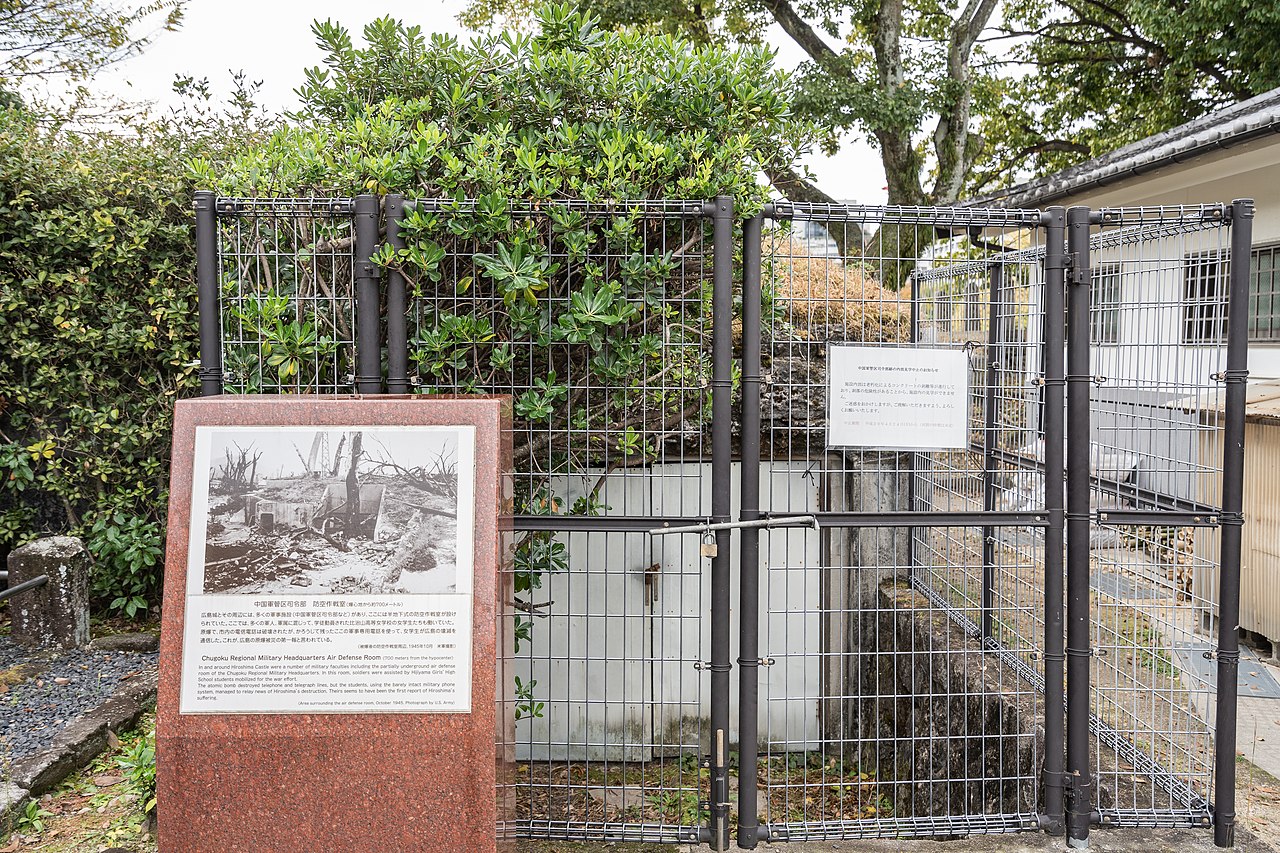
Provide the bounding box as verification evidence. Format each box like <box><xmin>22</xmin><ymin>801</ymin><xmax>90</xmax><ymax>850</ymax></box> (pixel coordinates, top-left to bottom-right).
<box><xmin>826</xmin><ymin>344</ymin><xmax>969</xmax><ymax>450</ymax></box>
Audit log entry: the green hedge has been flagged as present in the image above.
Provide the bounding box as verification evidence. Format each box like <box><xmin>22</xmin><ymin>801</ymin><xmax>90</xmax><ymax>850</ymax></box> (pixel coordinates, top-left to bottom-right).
<box><xmin>0</xmin><ymin>106</ymin><xmax>233</xmax><ymax>616</ymax></box>
<box><xmin>0</xmin><ymin>3</ymin><xmax>808</xmax><ymax>618</ymax></box>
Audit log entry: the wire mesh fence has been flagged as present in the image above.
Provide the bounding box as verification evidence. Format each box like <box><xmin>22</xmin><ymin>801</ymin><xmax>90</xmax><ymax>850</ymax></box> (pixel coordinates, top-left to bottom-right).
<box><xmin>195</xmin><ymin>193</ymin><xmax>1250</xmax><ymax>849</ymax></box>
<box><xmin>749</xmin><ymin>207</ymin><xmax>1049</xmax><ymax>841</ymax></box>
<box><xmin>390</xmin><ymin>198</ymin><xmax>720</xmax><ymax>843</ymax></box>
<box><xmin>208</xmin><ymin>198</ymin><xmax>359</xmax><ymax>395</ymax></box>
<box><xmin>1085</xmin><ymin>206</ymin><xmax>1234</xmax><ymax>828</ymax></box>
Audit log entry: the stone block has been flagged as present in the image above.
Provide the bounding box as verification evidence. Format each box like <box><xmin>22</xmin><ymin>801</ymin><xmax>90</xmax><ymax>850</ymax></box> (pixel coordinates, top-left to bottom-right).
<box><xmin>7</xmin><ymin>536</ymin><xmax>90</xmax><ymax>650</ymax></box>
<box><xmin>11</xmin><ymin>715</ymin><xmax>109</xmax><ymax>795</ymax></box>
<box><xmin>156</xmin><ymin>395</ymin><xmax>514</xmax><ymax>853</ymax></box>
<box><xmin>0</xmin><ymin>783</ymin><xmax>28</xmax><ymax>831</ymax></box>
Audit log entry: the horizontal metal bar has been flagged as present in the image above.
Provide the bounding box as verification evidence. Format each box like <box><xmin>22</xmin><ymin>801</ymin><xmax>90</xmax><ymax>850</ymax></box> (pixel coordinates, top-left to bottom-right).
<box><xmin>1096</xmin><ymin>809</ymin><xmax>1212</xmax><ymax>829</ymax></box>
<box><xmin>764</xmin><ymin>202</ymin><xmax>1043</xmax><ymax>226</ymax></box>
<box><xmin>1095</xmin><ymin>509</ymin><xmax>1221</xmax><ymax>527</ymax></box>
<box><xmin>406</xmin><ymin>198</ymin><xmax>710</xmax><ymax>218</ymax></box>
<box><xmin>514</xmin><ymin>515</ymin><xmax>709</xmax><ymax>532</ymax></box>
<box><xmin>985</xmin><ymin>446</ymin><xmax>1222</xmax><ymax>517</ymax></box>
<box><xmin>0</xmin><ymin>574</ymin><xmax>48</xmax><ymax>603</ymax></box>
<box><xmin>763</xmin><ymin>813</ymin><xmax>1038</xmax><ymax>842</ymax></box>
<box><xmin>649</xmin><ymin>515</ymin><xmax>817</xmax><ymax>535</ymax></box>
<box><xmin>767</xmin><ymin>511</ymin><xmax>1048</xmax><ymax>528</ymax></box>
<box><xmin>498</xmin><ymin>819</ymin><xmax>701</xmax><ymax>844</ymax></box>
<box><xmin>213</xmin><ymin>197</ymin><xmax>354</xmax><ymax>216</ymax></box>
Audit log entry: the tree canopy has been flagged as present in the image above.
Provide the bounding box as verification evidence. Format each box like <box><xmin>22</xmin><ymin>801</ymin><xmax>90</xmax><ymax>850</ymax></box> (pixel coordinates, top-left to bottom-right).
<box><xmin>0</xmin><ymin>0</ymin><xmax>184</xmax><ymax>87</ymax></box>
<box><xmin>462</xmin><ymin>0</ymin><xmax>1280</xmax><ymax>204</ymax></box>
<box><xmin>205</xmin><ymin>3</ymin><xmax>809</xmax><ymax>204</ymax></box>
<box><xmin>973</xmin><ymin>0</ymin><xmax>1280</xmax><ymax>191</ymax></box>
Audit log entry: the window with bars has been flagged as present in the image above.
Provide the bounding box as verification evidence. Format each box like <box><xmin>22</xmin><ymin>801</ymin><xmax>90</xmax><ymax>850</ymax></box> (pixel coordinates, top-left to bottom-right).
<box><xmin>1251</xmin><ymin>244</ymin><xmax>1280</xmax><ymax>342</ymax></box>
<box><xmin>964</xmin><ymin>276</ymin><xmax>983</xmax><ymax>332</ymax></box>
<box><xmin>932</xmin><ymin>293</ymin><xmax>953</xmax><ymax>328</ymax></box>
<box><xmin>1182</xmin><ymin>251</ymin><xmax>1227</xmax><ymax>344</ymax></box>
<box><xmin>1091</xmin><ymin>263</ymin><xmax>1122</xmax><ymax>344</ymax></box>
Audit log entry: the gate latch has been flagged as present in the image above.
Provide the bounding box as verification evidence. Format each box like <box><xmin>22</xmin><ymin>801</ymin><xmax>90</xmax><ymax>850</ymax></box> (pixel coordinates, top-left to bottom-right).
<box><xmin>648</xmin><ymin>515</ymin><xmax>819</xmax><ymax>537</ymax></box>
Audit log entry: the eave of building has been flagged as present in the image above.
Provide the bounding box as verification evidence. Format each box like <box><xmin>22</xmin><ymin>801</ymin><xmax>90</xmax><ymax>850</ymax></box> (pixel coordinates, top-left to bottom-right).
<box><xmin>972</xmin><ymin>88</ymin><xmax>1280</xmax><ymax>209</ymax></box>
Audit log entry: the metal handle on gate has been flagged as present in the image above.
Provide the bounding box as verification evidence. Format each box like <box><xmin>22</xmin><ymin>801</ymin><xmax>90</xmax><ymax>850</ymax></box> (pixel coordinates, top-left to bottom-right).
<box><xmin>647</xmin><ymin>515</ymin><xmax>819</xmax><ymax>536</ymax></box>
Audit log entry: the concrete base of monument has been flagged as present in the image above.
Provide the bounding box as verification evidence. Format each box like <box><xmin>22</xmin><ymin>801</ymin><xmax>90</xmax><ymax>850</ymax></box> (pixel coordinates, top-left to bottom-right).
<box><xmin>157</xmin><ymin>725</ymin><xmax>506</xmax><ymax>850</ymax></box>
<box><xmin>156</xmin><ymin>396</ymin><xmax>514</xmax><ymax>853</ymax></box>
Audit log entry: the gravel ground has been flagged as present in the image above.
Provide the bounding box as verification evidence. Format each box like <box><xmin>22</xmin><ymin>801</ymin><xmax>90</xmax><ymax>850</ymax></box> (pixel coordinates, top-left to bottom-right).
<box><xmin>0</xmin><ymin>636</ymin><xmax>158</xmax><ymax>762</ymax></box>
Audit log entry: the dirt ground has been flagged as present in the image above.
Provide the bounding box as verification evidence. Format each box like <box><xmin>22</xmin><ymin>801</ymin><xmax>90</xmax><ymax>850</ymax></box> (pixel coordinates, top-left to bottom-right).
<box><xmin>1239</xmin><ymin>757</ymin><xmax>1280</xmax><ymax>844</ymax></box>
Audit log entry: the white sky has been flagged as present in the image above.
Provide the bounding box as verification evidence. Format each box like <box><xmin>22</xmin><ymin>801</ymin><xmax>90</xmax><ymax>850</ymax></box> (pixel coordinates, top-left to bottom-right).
<box><xmin>82</xmin><ymin>0</ymin><xmax>888</xmax><ymax>203</ymax></box>
<box><xmin>205</xmin><ymin>426</ymin><xmax>460</xmax><ymax>481</ymax></box>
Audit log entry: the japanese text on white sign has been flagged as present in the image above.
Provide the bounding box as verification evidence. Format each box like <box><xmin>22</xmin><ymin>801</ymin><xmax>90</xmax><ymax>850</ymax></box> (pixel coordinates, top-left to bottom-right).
<box><xmin>826</xmin><ymin>345</ymin><xmax>969</xmax><ymax>449</ymax></box>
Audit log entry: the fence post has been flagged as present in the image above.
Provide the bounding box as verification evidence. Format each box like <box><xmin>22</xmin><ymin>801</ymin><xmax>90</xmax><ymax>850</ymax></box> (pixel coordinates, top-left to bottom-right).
<box><xmin>981</xmin><ymin>263</ymin><xmax>1002</xmax><ymax>640</ymax></box>
<box><xmin>907</xmin><ymin>273</ymin><xmax>919</xmax><ymax>576</ymax></box>
<box><xmin>1214</xmin><ymin>198</ymin><xmax>1254</xmax><ymax>847</ymax></box>
<box><xmin>194</xmin><ymin>190</ymin><xmax>223</xmax><ymax>396</ymax></box>
<box><xmin>1040</xmin><ymin>206</ymin><xmax>1068</xmax><ymax>836</ymax></box>
<box><xmin>353</xmin><ymin>193</ymin><xmax>383</xmax><ymax>395</ymax></box>
<box><xmin>384</xmin><ymin>195</ymin><xmax>411</xmax><ymax>395</ymax></box>
<box><xmin>1065</xmin><ymin>205</ymin><xmax>1094</xmax><ymax>847</ymax></box>
<box><xmin>737</xmin><ymin>211</ymin><xmax>765</xmax><ymax>849</ymax></box>
<box><xmin>705</xmin><ymin>195</ymin><xmax>735</xmax><ymax>853</ymax></box>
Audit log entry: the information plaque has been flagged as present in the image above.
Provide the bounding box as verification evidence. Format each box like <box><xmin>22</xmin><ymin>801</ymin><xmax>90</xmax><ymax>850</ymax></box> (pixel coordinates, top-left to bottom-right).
<box><xmin>826</xmin><ymin>344</ymin><xmax>969</xmax><ymax>450</ymax></box>
<box><xmin>180</xmin><ymin>424</ymin><xmax>477</xmax><ymax>714</ymax></box>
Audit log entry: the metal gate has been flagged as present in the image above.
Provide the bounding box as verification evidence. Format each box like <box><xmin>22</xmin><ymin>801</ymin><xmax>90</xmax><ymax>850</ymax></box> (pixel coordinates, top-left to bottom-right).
<box><xmin>194</xmin><ymin>192</ymin><xmax>1251</xmax><ymax>849</ymax></box>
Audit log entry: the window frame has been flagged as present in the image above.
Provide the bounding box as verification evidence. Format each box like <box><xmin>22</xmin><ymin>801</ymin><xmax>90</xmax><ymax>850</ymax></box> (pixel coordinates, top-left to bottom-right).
<box><xmin>1182</xmin><ymin>250</ymin><xmax>1227</xmax><ymax>345</ymax></box>
<box><xmin>1090</xmin><ymin>262</ymin><xmax>1122</xmax><ymax>345</ymax></box>
<box><xmin>1250</xmin><ymin>242</ymin><xmax>1280</xmax><ymax>343</ymax></box>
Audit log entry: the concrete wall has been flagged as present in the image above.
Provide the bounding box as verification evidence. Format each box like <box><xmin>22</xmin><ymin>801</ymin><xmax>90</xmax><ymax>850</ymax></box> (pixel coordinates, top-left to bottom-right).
<box><xmin>514</xmin><ymin>462</ymin><xmax>824</xmax><ymax>761</ymax></box>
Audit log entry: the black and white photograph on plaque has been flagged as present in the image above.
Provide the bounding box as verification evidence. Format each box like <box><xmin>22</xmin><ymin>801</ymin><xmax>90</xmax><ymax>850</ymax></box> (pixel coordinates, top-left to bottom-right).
<box><xmin>194</xmin><ymin>427</ymin><xmax>467</xmax><ymax>595</ymax></box>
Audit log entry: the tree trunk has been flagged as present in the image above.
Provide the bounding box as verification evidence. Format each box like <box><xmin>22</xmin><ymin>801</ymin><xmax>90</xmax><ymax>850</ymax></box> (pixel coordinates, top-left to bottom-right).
<box><xmin>345</xmin><ymin>432</ymin><xmax>363</xmax><ymax>538</ymax></box>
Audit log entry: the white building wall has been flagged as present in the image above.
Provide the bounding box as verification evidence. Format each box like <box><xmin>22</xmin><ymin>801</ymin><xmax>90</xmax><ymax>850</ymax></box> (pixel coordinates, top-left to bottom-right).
<box><xmin>1040</xmin><ymin>136</ymin><xmax>1280</xmax><ymax>379</ymax></box>
<box><xmin>515</xmin><ymin>462</ymin><xmax>822</xmax><ymax>761</ymax></box>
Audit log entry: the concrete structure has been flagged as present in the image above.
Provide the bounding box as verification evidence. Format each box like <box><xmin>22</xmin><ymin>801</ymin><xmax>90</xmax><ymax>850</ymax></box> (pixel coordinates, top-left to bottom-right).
<box><xmin>7</xmin><ymin>536</ymin><xmax>90</xmax><ymax>650</ymax></box>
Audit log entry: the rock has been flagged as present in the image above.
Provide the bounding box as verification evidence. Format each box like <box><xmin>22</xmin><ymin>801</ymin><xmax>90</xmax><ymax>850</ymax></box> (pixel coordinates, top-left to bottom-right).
<box><xmin>10</xmin><ymin>714</ymin><xmax>108</xmax><ymax>795</ymax></box>
<box><xmin>0</xmin><ymin>783</ymin><xmax>28</xmax><ymax>832</ymax></box>
<box><xmin>89</xmin><ymin>633</ymin><xmax>160</xmax><ymax>653</ymax></box>
<box><xmin>585</xmin><ymin>785</ymin><xmax>650</xmax><ymax>811</ymax></box>
<box><xmin>7</xmin><ymin>536</ymin><xmax>91</xmax><ymax>650</ymax></box>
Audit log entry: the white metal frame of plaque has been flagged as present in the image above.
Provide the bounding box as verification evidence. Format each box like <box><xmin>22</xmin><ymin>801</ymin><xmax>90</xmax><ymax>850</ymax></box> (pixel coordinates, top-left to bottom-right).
<box><xmin>180</xmin><ymin>424</ymin><xmax>477</xmax><ymax>714</ymax></box>
<box><xmin>826</xmin><ymin>344</ymin><xmax>970</xmax><ymax>450</ymax></box>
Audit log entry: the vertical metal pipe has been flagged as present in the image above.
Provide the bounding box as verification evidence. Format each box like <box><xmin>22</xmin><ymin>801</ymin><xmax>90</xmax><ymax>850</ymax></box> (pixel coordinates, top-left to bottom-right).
<box><xmin>707</xmin><ymin>195</ymin><xmax>735</xmax><ymax>852</ymax></box>
<box><xmin>194</xmin><ymin>190</ymin><xmax>223</xmax><ymax>396</ymax></box>
<box><xmin>353</xmin><ymin>194</ymin><xmax>383</xmax><ymax>395</ymax></box>
<box><xmin>982</xmin><ymin>263</ymin><xmax>1002</xmax><ymax>640</ymax></box>
<box><xmin>1065</xmin><ymin>205</ymin><xmax>1093</xmax><ymax>848</ymax></box>
<box><xmin>384</xmin><ymin>195</ymin><xmax>411</xmax><ymax>395</ymax></box>
<box><xmin>1040</xmin><ymin>207</ymin><xmax>1068</xmax><ymax>836</ymax></box>
<box><xmin>907</xmin><ymin>274</ymin><xmax>919</xmax><ymax>574</ymax></box>
<box><xmin>737</xmin><ymin>213</ymin><xmax>764</xmax><ymax>849</ymax></box>
<box><xmin>1214</xmin><ymin>198</ymin><xmax>1254</xmax><ymax>847</ymax></box>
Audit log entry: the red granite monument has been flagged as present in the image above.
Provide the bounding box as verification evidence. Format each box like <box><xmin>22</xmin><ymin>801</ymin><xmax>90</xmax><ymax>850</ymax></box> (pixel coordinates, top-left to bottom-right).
<box><xmin>157</xmin><ymin>396</ymin><xmax>513</xmax><ymax>852</ymax></box>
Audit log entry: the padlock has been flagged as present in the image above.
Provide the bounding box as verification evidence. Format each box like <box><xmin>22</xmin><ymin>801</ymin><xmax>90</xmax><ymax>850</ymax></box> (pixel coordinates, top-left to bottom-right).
<box><xmin>700</xmin><ymin>532</ymin><xmax>719</xmax><ymax>558</ymax></box>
